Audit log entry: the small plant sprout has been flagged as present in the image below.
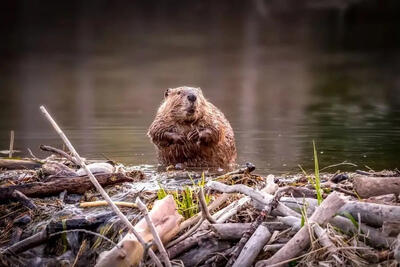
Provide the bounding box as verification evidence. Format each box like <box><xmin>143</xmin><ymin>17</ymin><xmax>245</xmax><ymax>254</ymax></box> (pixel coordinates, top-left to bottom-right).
<box><xmin>298</xmin><ymin>140</ymin><xmax>323</xmax><ymax>205</ymax></box>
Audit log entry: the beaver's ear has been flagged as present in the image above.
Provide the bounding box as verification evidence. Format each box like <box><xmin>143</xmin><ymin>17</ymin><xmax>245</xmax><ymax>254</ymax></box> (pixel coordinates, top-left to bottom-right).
<box><xmin>164</xmin><ymin>88</ymin><xmax>170</xmax><ymax>98</ymax></box>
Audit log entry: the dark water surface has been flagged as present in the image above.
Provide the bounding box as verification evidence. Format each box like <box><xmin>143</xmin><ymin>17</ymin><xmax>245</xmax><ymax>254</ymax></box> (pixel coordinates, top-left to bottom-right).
<box><xmin>0</xmin><ymin>1</ymin><xmax>399</xmax><ymax>175</ymax></box>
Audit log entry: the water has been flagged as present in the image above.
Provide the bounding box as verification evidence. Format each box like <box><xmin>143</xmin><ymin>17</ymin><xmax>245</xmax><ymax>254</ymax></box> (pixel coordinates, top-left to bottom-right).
<box><xmin>0</xmin><ymin>1</ymin><xmax>399</xmax><ymax>175</ymax></box>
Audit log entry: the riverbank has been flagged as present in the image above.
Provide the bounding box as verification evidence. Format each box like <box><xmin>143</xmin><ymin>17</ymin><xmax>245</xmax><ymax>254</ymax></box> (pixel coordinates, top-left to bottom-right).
<box><xmin>0</xmin><ymin>148</ymin><xmax>399</xmax><ymax>266</ymax></box>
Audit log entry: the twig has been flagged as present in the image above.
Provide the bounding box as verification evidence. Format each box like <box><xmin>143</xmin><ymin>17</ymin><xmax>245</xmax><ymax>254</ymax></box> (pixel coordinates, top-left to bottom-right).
<box><xmin>27</xmin><ymin>148</ymin><xmax>41</xmax><ymax>161</ymax></box>
<box><xmin>72</xmin><ymin>239</ymin><xmax>87</xmax><ymax>267</ymax></box>
<box><xmin>80</xmin><ymin>200</ymin><xmax>137</xmax><ymax>208</ymax></box>
<box><xmin>198</xmin><ymin>187</ymin><xmax>216</xmax><ymax>224</ymax></box>
<box><xmin>136</xmin><ymin>197</ymin><xmax>172</xmax><ymax>267</ymax></box>
<box><xmin>9</xmin><ymin>130</ymin><xmax>14</xmax><ymax>158</ymax></box>
<box><xmin>40</xmin><ymin>144</ymin><xmax>79</xmax><ymax>165</ymax></box>
<box><xmin>39</xmin><ymin>106</ymin><xmax>162</xmax><ymax>267</ymax></box>
<box><xmin>320</xmin><ymin>161</ymin><xmax>357</xmax><ymax>171</ymax></box>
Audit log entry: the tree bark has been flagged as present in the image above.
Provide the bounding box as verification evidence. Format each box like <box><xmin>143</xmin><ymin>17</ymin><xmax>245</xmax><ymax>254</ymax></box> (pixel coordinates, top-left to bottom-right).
<box><xmin>0</xmin><ymin>158</ymin><xmax>42</xmax><ymax>170</ymax></box>
<box><xmin>0</xmin><ymin>172</ymin><xmax>143</xmax><ymax>200</ymax></box>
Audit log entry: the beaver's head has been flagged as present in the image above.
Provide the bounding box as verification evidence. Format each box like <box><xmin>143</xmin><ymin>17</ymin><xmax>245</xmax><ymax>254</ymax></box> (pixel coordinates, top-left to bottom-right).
<box><xmin>159</xmin><ymin>86</ymin><xmax>206</xmax><ymax>123</ymax></box>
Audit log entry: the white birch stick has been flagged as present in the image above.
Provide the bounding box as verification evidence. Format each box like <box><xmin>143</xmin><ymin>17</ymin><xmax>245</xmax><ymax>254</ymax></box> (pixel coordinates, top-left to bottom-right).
<box><xmin>40</xmin><ymin>106</ymin><xmax>162</xmax><ymax>267</ymax></box>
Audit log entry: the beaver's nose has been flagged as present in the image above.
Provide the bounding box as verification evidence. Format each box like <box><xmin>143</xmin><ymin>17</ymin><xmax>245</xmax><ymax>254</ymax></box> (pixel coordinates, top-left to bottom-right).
<box><xmin>187</xmin><ymin>94</ymin><xmax>197</xmax><ymax>102</ymax></box>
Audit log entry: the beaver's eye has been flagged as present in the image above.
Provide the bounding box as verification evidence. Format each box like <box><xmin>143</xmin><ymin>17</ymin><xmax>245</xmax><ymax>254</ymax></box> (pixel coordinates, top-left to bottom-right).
<box><xmin>177</xmin><ymin>91</ymin><xmax>181</xmax><ymax>95</ymax></box>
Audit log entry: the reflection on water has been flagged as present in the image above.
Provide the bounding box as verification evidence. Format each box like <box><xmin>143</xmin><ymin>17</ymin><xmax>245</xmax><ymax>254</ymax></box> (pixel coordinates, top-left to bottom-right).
<box><xmin>0</xmin><ymin>1</ymin><xmax>399</xmax><ymax>174</ymax></box>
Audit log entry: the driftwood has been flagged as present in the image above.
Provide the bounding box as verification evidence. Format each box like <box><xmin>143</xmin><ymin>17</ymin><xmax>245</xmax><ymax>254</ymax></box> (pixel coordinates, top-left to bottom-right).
<box><xmin>206</xmin><ymin>181</ymin><xmax>274</xmax><ymax>211</ymax></box>
<box><xmin>280</xmin><ymin>197</ymin><xmax>400</xmax><ymax>228</ymax></box>
<box><xmin>256</xmin><ymin>192</ymin><xmax>345</xmax><ymax>267</ymax></box>
<box><xmin>96</xmin><ymin>196</ymin><xmax>182</xmax><ymax>267</ymax></box>
<box><xmin>277</xmin><ymin>212</ymin><xmax>395</xmax><ymax>249</ymax></box>
<box><xmin>0</xmin><ymin>172</ymin><xmax>142</xmax><ymax>200</ymax></box>
<box><xmin>5</xmin><ymin>212</ymin><xmax>112</xmax><ymax>255</ymax></box>
<box><xmin>0</xmin><ymin>158</ymin><xmax>42</xmax><ymax>170</ymax></box>
<box><xmin>353</xmin><ymin>176</ymin><xmax>400</xmax><ymax>198</ymax></box>
<box><xmin>11</xmin><ymin>190</ymin><xmax>37</xmax><ymax>210</ymax></box>
<box><xmin>341</xmin><ymin>201</ymin><xmax>400</xmax><ymax>227</ymax></box>
<box><xmin>233</xmin><ymin>223</ymin><xmax>271</xmax><ymax>267</ymax></box>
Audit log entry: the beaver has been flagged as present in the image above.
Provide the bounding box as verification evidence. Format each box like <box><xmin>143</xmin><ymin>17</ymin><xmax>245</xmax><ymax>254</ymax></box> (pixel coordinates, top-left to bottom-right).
<box><xmin>147</xmin><ymin>86</ymin><xmax>237</xmax><ymax>168</ymax></box>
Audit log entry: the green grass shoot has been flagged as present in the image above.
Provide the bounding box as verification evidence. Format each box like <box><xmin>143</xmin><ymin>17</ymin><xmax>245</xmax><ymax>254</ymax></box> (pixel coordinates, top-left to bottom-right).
<box><xmin>156</xmin><ymin>172</ymin><xmax>210</xmax><ymax>220</ymax></box>
<box><xmin>298</xmin><ymin>140</ymin><xmax>323</xmax><ymax>205</ymax></box>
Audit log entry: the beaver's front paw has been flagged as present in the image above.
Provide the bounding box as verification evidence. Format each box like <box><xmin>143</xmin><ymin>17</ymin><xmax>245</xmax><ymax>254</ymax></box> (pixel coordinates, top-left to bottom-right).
<box><xmin>198</xmin><ymin>129</ymin><xmax>213</xmax><ymax>145</ymax></box>
<box><xmin>187</xmin><ymin>129</ymin><xmax>199</xmax><ymax>142</ymax></box>
<box><xmin>162</xmin><ymin>132</ymin><xmax>185</xmax><ymax>145</ymax></box>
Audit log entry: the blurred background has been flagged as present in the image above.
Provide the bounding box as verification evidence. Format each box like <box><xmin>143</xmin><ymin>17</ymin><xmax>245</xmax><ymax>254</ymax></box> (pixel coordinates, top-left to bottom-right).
<box><xmin>0</xmin><ymin>0</ymin><xmax>399</xmax><ymax>174</ymax></box>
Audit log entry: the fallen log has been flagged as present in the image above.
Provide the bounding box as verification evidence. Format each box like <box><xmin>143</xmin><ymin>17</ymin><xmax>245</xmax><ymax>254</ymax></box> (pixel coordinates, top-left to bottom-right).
<box><xmin>0</xmin><ymin>158</ymin><xmax>42</xmax><ymax>170</ymax></box>
<box><xmin>0</xmin><ymin>172</ymin><xmax>143</xmax><ymax>200</ymax></box>
<box><xmin>341</xmin><ymin>201</ymin><xmax>400</xmax><ymax>227</ymax></box>
<box><xmin>256</xmin><ymin>192</ymin><xmax>345</xmax><ymax>267</ymax></box>
<box><xmin>353</xmin><ymin>176</ymin><xmax>400</xmax><ymax>198</ymax></box>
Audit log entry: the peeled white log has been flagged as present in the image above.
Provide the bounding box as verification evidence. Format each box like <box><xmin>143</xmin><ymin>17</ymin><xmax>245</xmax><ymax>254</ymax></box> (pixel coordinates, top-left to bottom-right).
<box><xmin>233</xmin><ymin>223</ymin><xmax>272</xmax><ymax>267</ymax></box>
<box><xmin>76</xmin><ymin>162</ymin><xmax>114</xmax><ymax>176</ymax></box>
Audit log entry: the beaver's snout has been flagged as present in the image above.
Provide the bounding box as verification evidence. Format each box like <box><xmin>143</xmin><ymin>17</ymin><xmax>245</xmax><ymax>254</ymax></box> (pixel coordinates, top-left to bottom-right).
<box><xmin>187</xmin><ymin>93</ymin><xmax>197</xmax><ymax>102</ymax></box>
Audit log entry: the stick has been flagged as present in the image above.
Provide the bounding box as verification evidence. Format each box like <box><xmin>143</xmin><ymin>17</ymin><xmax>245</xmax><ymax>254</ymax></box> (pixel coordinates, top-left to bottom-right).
<box><xmin>9</xmin><ymin>130</ymin><xmax>14</xmax><ymax>158</ymax></box>
<box><xmin>136</xmin><ymin>197</ymin><xmax>172</xmax><ymax>267</ymax></box>
<box><xmin>39</xmin><ymin>106</ymin><xmax>161</xmax><ymax>267</ymax></box>
<box><xmin>80</xmin><ymin>201</ymin><xmax>137</xmax><ymax>208</ymax></box>
<box><xmin>206</xmin><ymin>181</ymin><xmax>273</xmax><ymax>211</ymax></box>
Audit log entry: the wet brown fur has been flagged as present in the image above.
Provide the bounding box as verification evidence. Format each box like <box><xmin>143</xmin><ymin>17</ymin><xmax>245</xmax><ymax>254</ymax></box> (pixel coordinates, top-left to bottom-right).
<box><xmin>147</xmin><ymin>86</ymin><xmax>237</xmax><ymax>167</ymax></box>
